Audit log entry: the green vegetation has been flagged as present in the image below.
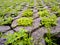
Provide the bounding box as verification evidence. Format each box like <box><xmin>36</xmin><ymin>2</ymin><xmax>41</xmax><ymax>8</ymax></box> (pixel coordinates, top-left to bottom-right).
<box><xmin>4</xmin><ymin>28</ymin><xmax>33</xmax><ymax>45</ymax></box>
<box><xmin>44</xmin><ymin>0</ymin><xmax>58</xmax><ymax>6</ymax></box>
<box><xmin>0</xmin><ymin>17</ymin><xmax>13</xmax><ymax>25</ymax></box>
<box><xmin>56</xmin><ymin>9</ymin><xmax>60</xmax><ymax>17</ymax></box>
<box><xmin>29</xmin><ymin>1</ymin><xmax>34</xmax><ymax>7</ymax></box>
<box><xmin>51</xmin><ymin>6</ymin><xmax>59</xmax><ymax>12</ymax></box>
<box><xmin>57</xmin><ymin>9</ymin><xmax>60</xmax><ymax>14</ymax></box>
<box><xmin>0</xmin><ymin>0</ymin><xmax>31</xmax><ymax>25</ymax></box>
<box><xmin>41</xmin><ymin>14</ymin><xmax>57</xmax><ymax>28</ymax></box>
<box><xmin>0</xmin><ymin>32</ymin><xmax>2</xmax><ymax>38</ymax></box>
<box><xmin>38</xmin><ymin>10</ymin><xmax>50</xmax><ymax>17</ymax></box>
<box><xmin>45</xmin><ymin>28</ymin><xmax>57</xmax><ymax>45</ymax></box>
<box><xmin>0</xmin><ymin>0</ymin><xmax>23</xmax><ymax>17</ymax></box>
<box><xmin>0</xmin><ymin>0</ymin><xmax>21</xmax><ymax>25</ymax></box>
<box><xmin>39</xmin><ymin>0</ymin><xmax>59</xmax><ymax>44</ymax></box>
<box><xmin>17</xmin><ymin>17</ymin><xmax>33</xmax><ymax>26</ymax></box>
<box><xmin>39</xmin><ymin>12</ymin><xmax>58</xmax><ymax>45</ymax></box>
<box><xmin>42</xmin><ymin>14</ymin><xmax>57</xmax><ymax>45</ymax></box>
<box><xmin>38</xmin><ymin>9</ymin><xmax>57</xmax><ymax>45</ymax></box>
<box><xmin>22</xmin><ymin>9</ymin><xmax>33</xmax><ymax>17</ymax></box>
<box><xmin>0</xmin><ymin>0</ymin><xmax>60</xmax><ymax>45</ymax></box>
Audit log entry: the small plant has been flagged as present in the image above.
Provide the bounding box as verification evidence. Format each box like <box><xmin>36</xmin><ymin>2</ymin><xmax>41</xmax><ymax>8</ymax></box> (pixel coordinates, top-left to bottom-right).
<box><xmin>41</xmin><ymin>14</ymin><xmax>57</xmax><ymax>28</ymax></box>
<box><xmin>22</xmin><ymin>9</ymin><xmax>33</xmax><ymax>17</ymax></box>
<box><xmin>45</xmin><ymin>34</ymin><xmax>57</xmax><ymax>45</ymax></box>
<box><xmin>56</xmin><ymin>9</ymin><xmax>60</xmax><ymax>17</ymax></box>
<box><xmin>51</xmin><ymin>6</ymin><xmax>59</xmax><ymax>12</ymax></box>
<box><xmin>45</xmin><ymin>28</ymin><xmax>57</xmax><ymax>45</ymax></box>
<box><xmin>15</xmin><ymin>5</ymin><xmax>22</xmax><ymax>11</ymax></box>
<box><xmin>0</xmin><ymin>32</ymin><xmax>2</xmax><ymax>38</ymax></box>
<box><xmin>4</xmin><ymin>28</ymin><xmax>33</xmax><ymax>45</ymax></box>
<box><xmin>17</xmin><ymin>17</ymin><xmax>33</xmax><ymax>26</ymax></box>
<box><xmin>0</xmin><ymin>17</ymin><xmax>13</xmax><ymax>25</ymax></box>
<box><xmin>29</xmin><ymin>2</ymin><xmax>34</xmax><ymax>7</ymax></box>
<box><xmin>38</xmin><ymin>10</ymin><xmax>50</xmax><ymax>17</ymax></box>
<box><xmin>10</xmin><ymin>9</ymin><xmax>18</xmax><ymax>17</ymax></box>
